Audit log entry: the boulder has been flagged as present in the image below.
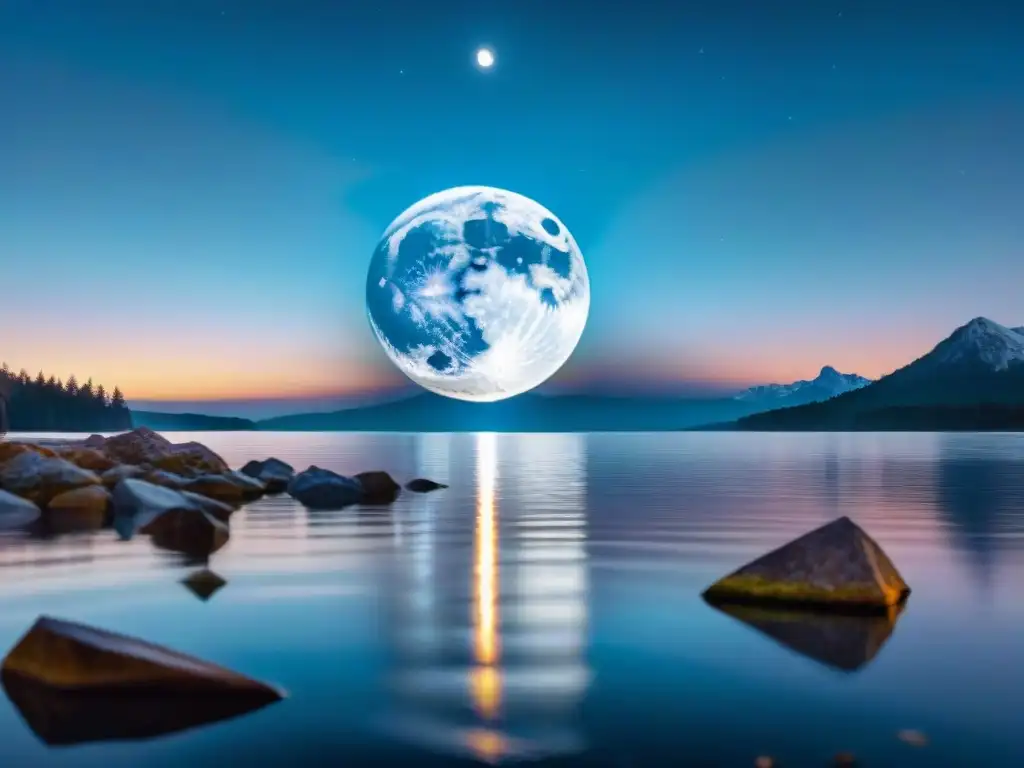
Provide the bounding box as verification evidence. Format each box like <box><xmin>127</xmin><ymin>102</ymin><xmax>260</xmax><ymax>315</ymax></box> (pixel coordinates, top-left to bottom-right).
<box><xmin>180</xmin><ymin>491</ymin><xmax>234</xmax><ymax>523</ymax></box>
<box><xmin>45</xmin><ymin>486</ymin><xmax>112</xmax><ymax>532</ymax></box>
<box><xmin>0</xmin><ymin>616</ymin><xmax>283</xmax><ymax>745</ymax></box>
<box><xmin>240</xmin><ymin>458</ymin><xmax>294</xmax><ymax>494</ymax></box>
<box><xmin>287</xmin><ymin>466</ymin><xmax>363</xmax><ymax>510</ymax></box>
<box><xmin>405</xmin><ymin>478</ymin><xmax>448</xmax><ymax>493</ymax></box>
<box><xmin>704</xmin><ymin>601</ymin><xmax>905</xmax><ymax>672</ymax></box>
<box><xmin>354</xmin><ymin>471</ymin><xmax>401</xmax><ymax>504</ymax></box>
<box><xmin>224</xmin><ymin>470</ymin><xmax>265</xmax><ymax>501</ymax></box>
<box><xmin>111</xmin><ymin>478</ymin><xmax>197</xmax><ymax>527</ymax></box>
<box><xmin>83</xmin><ymin>434</ymin><xmax>107</xmax><ymax>449</ymax></box>
<box><xmin>181</xmin><ymin>569</ymin><xmax>228</xmax><ymax>601</ymax></box>
<box><xmin>99</xmin><ymin>464</ymin><xmax>146</xmax><ymax>489</ymax></box>
<box><xmin>141</xmin><ymin>508</ymin><xmax>229</xmax><ymax>556</ymax></box>
<box><xmin>702</xmin><ymin>516</ymin><xmax>911</xmax><ymax>613</ymax></box>
<box><xmin>55</xmin><ymin>447</ymin><xmax>118</xmax><ymax>474</ymax></box>
<box><xmin>0</xmin><ymin>489</ymin><xmax>41</xmax><ymax>529</ymax></box>
<box><xmin>141</xmin><ymin>469</ymin><xmax>190</xmax><ymax>490</ymax></box>
<box><xmin>100</xmin><ymin>428</ymin><xmax>229</xmax><ymax>476</ymax></box>
<box><xmin>0</xmin><ymin>442</ymin><xmax>56</xmax><ymax>465</ymax></box>
<box><xmin>100</xmin><ymin>427</ymin><xmax>174</xmax><ymax>465</ymax></box>
<box><xmin>183</xmin><ymin>474</ymin><xmax>246</xmax><ymax>505</ymax></box>
<box><xmin>0</xmin><ymin>452</ymin><xmax>101</xmax><ymax>507</ymax></box>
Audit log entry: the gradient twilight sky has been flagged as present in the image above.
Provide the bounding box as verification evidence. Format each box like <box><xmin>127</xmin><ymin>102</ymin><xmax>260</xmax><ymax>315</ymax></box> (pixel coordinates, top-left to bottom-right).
<box><xmin>1</xmin><ymin>0</ymin><xmax>1022</xmax><ymax>415</ymax></box>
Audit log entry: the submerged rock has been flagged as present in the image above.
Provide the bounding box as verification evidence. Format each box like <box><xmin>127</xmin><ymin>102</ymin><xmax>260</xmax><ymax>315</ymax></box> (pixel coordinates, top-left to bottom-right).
<box><xmin>240</xmin><ymin>458</ymin><xmax>294</xmax><ymax>494</ymax></box>
<box><xmin>45</xmin><ymin>486</ymin><xmax>112</xmax><ymax>532</ymax></box>
<box><xmin>0</xmin><ymin>452</ymin><xmax>101</xmax><ymax>506</ymax></box>
<box><xmin>405</xmin><ymin>478</ymin><xmax>448</xmax><ymax>493</ymax></box>
<box><xmin>0</xmin><ymin>489</ymin><xmax>41</xmax><ymax>529</ymax></box>
<box><xmin>0</xmin><ymin>615</ymin><xmax>283</xmax><ymax>745</ymax></box>
<box><xmin>354</xmin><ymin>471</ymin><xmax>401</xmax><ymax>504</ymax></box>
<box><xmin>702</xmin><ymin>516</ymin><xmax>910</xmax><ymax>612</ymax></box>
<box><xmin>141</xmin><ymin>508</ymin><xmax>229</xmax><ymax>557</ymax></box>
<box><xmin>288</xmin><ymin>466</ymin><xmax>363</xmax><ymax>510</ymax></box>
<box><xmin>112</xmin><ymin>478</ymin><xmax>195</xmax><ymax>520</ymax></box>
<box><xmin>705</xmin><ymin>601</ymin><xmax>904</xmax><ymax>672</ymax></box>
<box><xmin>181</xmin><ymin>569</ymin><xmax>228</xmax><ymax>601</ymax></box>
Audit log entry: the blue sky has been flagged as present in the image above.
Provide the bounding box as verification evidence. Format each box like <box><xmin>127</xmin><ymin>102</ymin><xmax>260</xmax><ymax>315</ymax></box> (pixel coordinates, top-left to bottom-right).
<box><xmin>1</xmin><ymin>0</ymin><xmax>1022</xmax><ymax>416</ymax></box>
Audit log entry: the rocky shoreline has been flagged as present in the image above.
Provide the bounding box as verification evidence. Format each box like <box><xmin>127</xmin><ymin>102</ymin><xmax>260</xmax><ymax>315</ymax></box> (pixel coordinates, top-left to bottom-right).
<box><xmin>0</xmin><ymin>427</ymin><xmax>447</xmax><ymax>554</ymax></box>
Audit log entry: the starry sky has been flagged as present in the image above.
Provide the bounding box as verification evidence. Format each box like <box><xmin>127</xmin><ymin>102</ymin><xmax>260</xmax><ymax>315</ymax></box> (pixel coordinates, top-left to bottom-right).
<box><xmin>1</xmin><ymin>0</ymin><xmax>1022</xmax><ymax>416</ymax></box>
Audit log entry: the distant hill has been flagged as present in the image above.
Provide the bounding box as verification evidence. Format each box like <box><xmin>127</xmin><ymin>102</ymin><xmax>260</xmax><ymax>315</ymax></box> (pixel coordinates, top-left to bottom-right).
<box><xmin>736</xmin><ymin>318</ymin><xmax>1024</xmax><ymax>430</ymax></box>
<box><xmin>257</xmin><ymin>392</ymin><xmax>772</xmax><ymax>432</ymax></box>
<box><xmin>130</xmin><ymin>410</ymin><xmax>256</xmax><ymax>431</ymax></box>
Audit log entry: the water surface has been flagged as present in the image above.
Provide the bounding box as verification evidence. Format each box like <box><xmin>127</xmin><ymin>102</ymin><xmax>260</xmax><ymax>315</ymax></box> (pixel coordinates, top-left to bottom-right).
<box><xmin>1</xmin><ymin>431</ymin><xmax>1023</xmax><ymax>766</ymax></box>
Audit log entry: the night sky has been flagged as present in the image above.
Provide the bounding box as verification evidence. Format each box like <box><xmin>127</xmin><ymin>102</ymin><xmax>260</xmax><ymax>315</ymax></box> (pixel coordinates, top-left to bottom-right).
<box><xmin>1</xmin><ymin>0</ymin><xmax>1022</xmax><ymax>415</ymax></box>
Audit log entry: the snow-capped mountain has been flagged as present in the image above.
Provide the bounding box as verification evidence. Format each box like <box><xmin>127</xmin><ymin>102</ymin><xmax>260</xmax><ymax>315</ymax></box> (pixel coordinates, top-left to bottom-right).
<box><xmin>736</xmin><ymin>316</ymin><xmax>1024</xmax><ymax>429</ymax></box>
<box><xmin>923</xmin><ymin>317</ymin><xmax>1024</xmax><ymax>372</ymax></box>
<box><xmin>736</xmin><ymin>366</ymin><xmax>871</xmax><ymax>404</ymax></box>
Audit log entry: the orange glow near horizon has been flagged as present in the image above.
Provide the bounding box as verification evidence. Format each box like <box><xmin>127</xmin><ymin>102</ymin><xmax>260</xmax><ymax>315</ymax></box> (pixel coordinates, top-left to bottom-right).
<box><xmin>471</xmin><ymin>432</ymin><xmax>501</xmax><ymax>722</ymax></box>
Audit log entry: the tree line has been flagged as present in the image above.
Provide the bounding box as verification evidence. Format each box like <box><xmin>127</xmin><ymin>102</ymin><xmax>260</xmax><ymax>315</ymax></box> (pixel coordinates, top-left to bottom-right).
<box><xmin>0</xmin><ymin>363</ymin><xmax>132</xmax><ymax>433</ymax></box>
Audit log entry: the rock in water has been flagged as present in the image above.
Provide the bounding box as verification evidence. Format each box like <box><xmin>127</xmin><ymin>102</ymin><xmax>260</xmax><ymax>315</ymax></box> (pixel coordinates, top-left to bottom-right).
<box><xmin>240</xmin><ymin>458</ymin><xmax>294</xmax><ymax>494</ymax></box>
<box><xmin>45</xmin><ymin>486</ymin><xmax>112</xmax><ymax>532</ymax></box>
<box><xmin>705</xmin><ymin>602</ymin><xmax>904</xmax><ymax>672</ymax></box>
<box><xmin>287</xmin><ymin>466</ymin><xmax>363</xmax><ymax>510</ymax></box>
<box><xmin>55</xmin><ymin>447</ymin><xmax>118</xmax><ymax>473</ymax></box>
<box><xmin>702</xmin><ymin>516</ymin><xmax>910</xmax><ymax>612</ymax></box>
<box><xmin>100</xmin><ymin>464</ymin><xmax>146</xmax><ymax>489</ymax></box>
<box><xmin>101</xmin><ymin>428</ymin><xmax>229</xmax><ymax>476</ymax></box>
<box><xmin>354</xmin><ymin>471</ymin><xmax>401</xmax><ymax>504</ymax></box>
<box><xmin>183</xmin><ymin>474</ymin><xmax>246</xmax><ymax>505</ymax></box>
<box><xmin>141</xmin><ymin>508</ymin><xmax>229</xmax><ymax>557</ymax></box>
<box><xmin>181</xmin><ymin>569</ymin><xmax>228</xmax><ymax>601</ymax></box>
<box><xmin>0</xmin><ymin>616</ymin><xmax>283</xmax><ymax>746</ymax></box>
<box><xmin>405</xmin><ymin>478</ymin><xmax>448</xmax><ymax>492</ymax></box>
<box><xmin>0</xmin><ymin>452</ymin><xmax>101</xmax><ymax>507</ymax></box>
<box><xmin>180</xmin><ymin>491</ymin><xmax>234</xmax><ymax>522</ymax></box>
<box><xmin>223</xmin><ymin>470</ymin><xmax>266</xmax><ymax>501</ymax></box>
<box><xmin>0</xmin><ymin>489</ymin><xmax>41</xmax><ymax>529</ymax></box>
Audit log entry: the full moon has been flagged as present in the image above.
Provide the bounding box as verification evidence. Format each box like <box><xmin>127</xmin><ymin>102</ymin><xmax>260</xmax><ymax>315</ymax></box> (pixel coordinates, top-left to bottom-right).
<box><xmin>476</xmin><ymin>47</ymin><xmax>495</xmax><ymax>68</ymax></box>
<box><xmin>365</xmin><ymin>186</ymin><xmax>591</xmax><ymax>402</ymax></box>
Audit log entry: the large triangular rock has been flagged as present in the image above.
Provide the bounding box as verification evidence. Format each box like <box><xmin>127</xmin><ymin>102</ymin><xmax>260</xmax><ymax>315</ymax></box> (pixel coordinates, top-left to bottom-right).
<box><xmin>705</xmin><ymin>601</ymin><xmax>904</xmax><ymax>672</ymax></box>
<box><xmin>702</xmin><ymin>516</ymin><xmax>910</xmax><ymax>612</ymax></box>
<box><xmin>182</xmin><ymin>569</ymin><xmax>228</xmax><ymax>601</ymax></box>
<box><xmin>0</xmin><ymin>616</ymin><xmax>283</xmax><ymax>746</ymax></box>
<box><xmin>1</xmin><ymin>616</ymin><xmax>284</xmax><ymax>695</ymax></box>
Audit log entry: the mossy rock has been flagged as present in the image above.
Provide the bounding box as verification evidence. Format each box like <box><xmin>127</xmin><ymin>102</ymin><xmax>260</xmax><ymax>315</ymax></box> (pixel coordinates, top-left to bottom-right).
<box><xmin>702</xmin><ymin>516</ymin><xmax>910</xmax><ymax>613</ymax></box>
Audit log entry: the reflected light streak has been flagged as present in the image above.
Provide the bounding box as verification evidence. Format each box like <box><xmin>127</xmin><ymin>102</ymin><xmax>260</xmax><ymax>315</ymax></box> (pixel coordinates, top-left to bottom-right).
<box><xmin>472</xmin><ymin>432</ymin><xmax>501</xmax><ymax>723</ymax></box>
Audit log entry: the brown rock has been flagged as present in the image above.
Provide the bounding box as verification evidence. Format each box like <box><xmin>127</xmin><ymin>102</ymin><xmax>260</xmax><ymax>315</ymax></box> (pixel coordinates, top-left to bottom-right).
<box><xmin>141</xmin><ymin>508</ymin><xmax>229</xmax><ymax>556</ymax></box>
<box><xmin>183</xmin><ymin>474</ymin><xmax>245</xmax><ymax>505</ymax></box>
<box><xmin>0</xmin><ymin>442</ymin><xmax>56</xmax><ymax>465</ymax></box>
<box><xmin>224</xmin><ymin>470</ymin><xmax>265</xmax><ymax>501</ymax></box>
<box><xmin>55</xmin><ymin>447</ymin><xmax>118</xmax><ymax>474</ymax></box>
<box><xmin>181</xmin><ymin>569</ymin><xmax>228</xmax><ymax>601</ymax></box>
<box><xmin>355</xmin><ymin>470</ymin><xmax>401</xmax><ymax>504</ymax></box>
<box><xmin>150</xmin><ymin>442</ymin><xmax>229</xmax><ymax>476</ymax></box>
<box><xmin>702</xmin><ymin>516</ymin><xmax>911</xmax><ymax>613</ymax></box>
<box><xmin>0</xmin><ymin>615</ymin><xmax>283</xmax><ymax>745</ymax></box>
<box><xmin>45</xmin><ymin>486</ymin><xmax>112</xmax><ymax>532</ymax></box>
<box><xmin>101</xmin><ymin>427</ymin><xmax>174</xmax><ymax>465</ymax></box>
<box><xmin>83</xmin><ymin>434</ymin><xmax>107</xmax><ymax>449</ymax></box>
<box><xmin>0</xmin><ymin>452</ymin><xmax>101</xmax><ymax>507</ymax></box>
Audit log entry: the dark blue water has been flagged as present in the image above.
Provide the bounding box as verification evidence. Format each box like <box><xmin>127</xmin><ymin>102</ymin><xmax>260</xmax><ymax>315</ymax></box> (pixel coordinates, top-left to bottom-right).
<box><xmin>2</xmin><ymin>431</ymin><xmax>1023</xmax><ymax>766</ymax></box>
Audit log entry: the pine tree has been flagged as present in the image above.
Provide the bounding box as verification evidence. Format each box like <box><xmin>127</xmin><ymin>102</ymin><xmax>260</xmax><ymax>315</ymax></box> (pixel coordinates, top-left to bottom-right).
<box><xmin>34</xmin><ymin>371</ymin><xmax>46</xmax><ymax>387</ymax></box>
<box><xmin>95</xmin><ymin>384</ymin><xmax>108</xmax><ymax>406</ymax></box>
<box><xmin>18</xmin><ymin>369</ymin><xmax>29</xmax><ymax>385</ymax></box>
<box><xmin>111</xmin><ymin>386</ymin><xmax>126</xmax><ymax>409</ymax></box>
<box><xmin>46</xmin><ymin>375</ymin><xmax>57</xmax><ymax>389</ymax></box>
<box><xmin>80</xmin><ymin>377</ymin><xmax>94</xmax><ymax>398</ymax></box>
<box><xmin>65</xmin><ymin>374</ymin><xmax>79</xmax><ymax>396</ymax></box>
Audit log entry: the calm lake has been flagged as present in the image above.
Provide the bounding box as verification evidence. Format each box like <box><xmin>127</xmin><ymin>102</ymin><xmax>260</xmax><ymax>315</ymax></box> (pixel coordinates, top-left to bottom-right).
<box><xmin>1</xmin><ymin>431</ymin><xmax>1023</xmax><ymax>766</ymax></box>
